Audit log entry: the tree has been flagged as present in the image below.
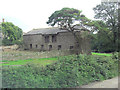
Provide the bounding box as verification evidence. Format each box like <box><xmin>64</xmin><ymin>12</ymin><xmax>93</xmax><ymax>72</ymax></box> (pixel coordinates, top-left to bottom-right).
<box><xmin>91</xmin><ymin>20</ymin><xmax>117</xmax><ymax>52</ymax></box>
<box><xmin>93</xmin><ymin>2</ymin><xmax>119</xmax><ymax>52</ymax></box>
<box><xmin>47</xmin><ymin>7</ymin><xmax>92</xmax><ymax>54</ymax></box>
<box><xmin>1</xmin><ymin>22</ymin><xmax>23</xmax><ymax>45</ymax></box>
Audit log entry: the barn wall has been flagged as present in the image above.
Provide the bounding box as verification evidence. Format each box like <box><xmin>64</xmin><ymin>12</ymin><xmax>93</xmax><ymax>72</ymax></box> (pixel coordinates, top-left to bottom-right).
<box><xmin>23</xmin><ymin>31</ymin><xmax>91</xmax><ymax>54</ymax></box>
<box><xmin>23</xmin><ymin>32</ymin><xmax>75</xmax><ymax>51</ymax></box>
<box><xmin>23</xmin><ymin>34</ymin><xmax>43</xmax><ymax>50</ymax></box>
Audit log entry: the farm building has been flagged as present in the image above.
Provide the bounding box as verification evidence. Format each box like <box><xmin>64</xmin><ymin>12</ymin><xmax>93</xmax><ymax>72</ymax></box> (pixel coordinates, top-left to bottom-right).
<box><xmin>23</xmin><ymin>27</ymin><xmax>91</xmax><ymax>54</ymax></box>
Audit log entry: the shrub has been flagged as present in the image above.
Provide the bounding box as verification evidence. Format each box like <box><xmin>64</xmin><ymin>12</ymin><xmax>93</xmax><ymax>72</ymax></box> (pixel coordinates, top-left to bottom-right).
<box><xmin>12</xmin><ymin>40</ymin><xmax>23</xmax><ymax>45</ymax></box>
<box><xmin>2</xmin><ymin>39</ymin><xmax>13</xmax><ymax>46</ymax></box>
<box><xmin>112</xmin><ymin>52</ymin><xmax>119</xmax><ymax>60</ymax></box>
<box><xmin>2</xmin><ymin>54</ymin><xmax>118</xmax><ymax>88</ymax></box>
<box><xmin>2</xmin><ymin>39</ymin><xmax>23</xmax><ymax>46</ymax></box>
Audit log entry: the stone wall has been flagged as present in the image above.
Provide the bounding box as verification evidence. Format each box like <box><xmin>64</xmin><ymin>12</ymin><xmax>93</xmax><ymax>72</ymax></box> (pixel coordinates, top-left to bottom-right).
<box><xmin>23</xmin><ymin>32</ymin><xmax>75</xmax><ymax>51</ymax></box>
<box><xmin>2</xmin><ymin>44</ymin><xmax>19</xmax><ymax>51</ymax></box>
<box><xmin>23</xmin><ymin>31</ymin><xmax>91</xmax><ymax>55</ymax></box>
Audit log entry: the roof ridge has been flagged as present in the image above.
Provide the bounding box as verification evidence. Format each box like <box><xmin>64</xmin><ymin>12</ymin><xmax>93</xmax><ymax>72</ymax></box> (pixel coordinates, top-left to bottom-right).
<box><xmin>27</xmin><ymin>27</ymin><xmax>60</xmax><ymax>33</ymax></box>
<box><xmin>33</xmin><ymin>27</ymin><xmax>59</xmax><ymax>30</ymax></box>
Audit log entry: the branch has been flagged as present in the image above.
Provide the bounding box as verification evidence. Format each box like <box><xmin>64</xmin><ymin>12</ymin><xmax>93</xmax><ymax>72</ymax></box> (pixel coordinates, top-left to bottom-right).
<box><xmin>71</xmin><ymin>24</ymin><xmax>81</xmax><ymax>28</ymax></box>
<box><xmin>60</xmin><ymin>27</ymin><xmax>72</xmax><ymax>32</ymax></box>
<box><xmin>68</xmin><ymin>23</ymin><xmax>74</xmax><ymax>31</ymax></box>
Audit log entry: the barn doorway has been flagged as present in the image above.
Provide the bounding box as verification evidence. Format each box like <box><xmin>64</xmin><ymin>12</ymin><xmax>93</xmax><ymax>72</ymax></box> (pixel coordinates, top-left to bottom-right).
<box><xmin>49</xmin><ymin>45</ymin><xmax>52</xmax><ymax>51</ymax></box>
<box><xmin>30</xmin><ymin>44</ymin><xmax>32</xmax><ymax>49</ymax></box>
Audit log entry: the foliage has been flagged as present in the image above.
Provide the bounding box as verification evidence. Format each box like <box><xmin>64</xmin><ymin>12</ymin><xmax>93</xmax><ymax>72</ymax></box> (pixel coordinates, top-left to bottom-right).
<box><xmin>91</xmin><ymin>28</ymin><xmax>117</xmax><ymax>52</ymax></box>
<box><xmin>2</xmin><ymin>54</ymin><xmax>118</xmax><ymax>88</ymax></box>
<box><xmin>111</xmin><ymin>52</ymin><xmax>119</xmax><ymax>60</ymax></box>
<box><xmin>1</xmin><ymin>22</ymin><xmax>23</xmax><ymax>46</ymax></box>
<box><xmin>90</xmin><ymin>19</ymin><xmax>119</xmax><ymax>52</ymax></box>
<box><xmin>47</xmin><ymin>7</ymin><xmax>91</xmax><ymax>29</ymax></box>
<box><xmin>92</xmin><ymin>2</ymin><xmax>119</xmax><ymax>52</ymax></box>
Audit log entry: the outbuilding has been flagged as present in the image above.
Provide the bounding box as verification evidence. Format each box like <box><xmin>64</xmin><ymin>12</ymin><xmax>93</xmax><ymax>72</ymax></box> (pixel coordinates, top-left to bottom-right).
<box><xmin>23</xmin><ymin>27</ymin><xmax>91</xmax><ymax>54</ymax></box>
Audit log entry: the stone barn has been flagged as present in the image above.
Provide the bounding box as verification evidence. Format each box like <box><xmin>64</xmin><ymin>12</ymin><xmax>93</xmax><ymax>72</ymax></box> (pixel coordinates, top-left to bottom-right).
<box><xmin>23</xmin><ymin>27</ymin><xmax>91</xmax><ymax>55</ymax></box>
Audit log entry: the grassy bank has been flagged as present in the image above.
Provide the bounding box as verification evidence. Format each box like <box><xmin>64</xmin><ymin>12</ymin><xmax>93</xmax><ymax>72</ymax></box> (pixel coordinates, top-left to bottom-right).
<box><xmin>2</xmin><ymin>54</ymin><xmax>118</xmax><ymax>88</ymax></box>
<box><xmin>2</xmin><ymin>57</ymin><xmax>57</xmax><ymax>66</ymax></box>
<box><xmin>92</xmin><ymin>52</ymin><xmax>112</xmax><ymax>56</ymax></box>
<box><xmin>2</xmin><ymin>51</ymin><xmax>113</xmax><ymax>66</ymax></box>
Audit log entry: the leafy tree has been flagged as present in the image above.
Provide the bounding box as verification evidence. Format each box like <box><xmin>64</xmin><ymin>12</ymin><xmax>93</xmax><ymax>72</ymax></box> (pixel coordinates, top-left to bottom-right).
<box><xmin>91</xmin><ymin>20</ymin><xmax>116</xmax><ymax>52</ymax></box>
<box><xmin>93</xmin><ymin>2</ymin><xmax>119</xmax><ymax>52</ymax></box>
<box><xmin>1</xmin><ymin>22</ymin><xmax>23</xmax><ymax>46</ymax></box>
<box><xmin>47</xmin><ymin>7</ymin><xmax>92</xmax><ymax>54</ymax></box>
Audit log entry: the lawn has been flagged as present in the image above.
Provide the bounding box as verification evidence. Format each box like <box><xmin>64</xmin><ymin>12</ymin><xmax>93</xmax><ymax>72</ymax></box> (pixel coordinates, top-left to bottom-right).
<box><xmin>1</xmin><ymin>57</ymin><xmax>57</xmax><ymax>66</ymax></box>
<box><xmin>2</xmin><ymin>50</ymin><xmax>60</xmax><ymax>66</ymax></box>
<box><xmin>92</xmin><ymin>52</ymin><xmax>112</xmax><ymax>56</ymax></box>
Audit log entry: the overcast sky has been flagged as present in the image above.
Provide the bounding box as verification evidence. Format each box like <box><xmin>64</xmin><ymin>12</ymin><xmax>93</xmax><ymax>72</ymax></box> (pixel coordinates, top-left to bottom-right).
<box><xmin>0</xmin><ymin>0</ymin><xmax>101</xmax><ymax>32</ymax></box>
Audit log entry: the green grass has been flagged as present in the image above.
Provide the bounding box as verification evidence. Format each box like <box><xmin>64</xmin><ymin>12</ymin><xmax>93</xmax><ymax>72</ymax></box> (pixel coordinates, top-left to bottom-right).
<box><xmin>92</xmin><ymin>52</ymin><xmax>112</xmax><ymax>56</ymax></box>
<box><xmin>2</xmin><ymin>57</ymin><xmax>58</xmax><ymax>66</ymax></box>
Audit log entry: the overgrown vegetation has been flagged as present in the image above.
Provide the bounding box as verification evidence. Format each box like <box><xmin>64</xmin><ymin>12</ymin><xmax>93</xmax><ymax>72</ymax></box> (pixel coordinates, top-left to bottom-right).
<box><xmin>2</xmin><ymin>50</ymin><xmax>71</xmax><ymax>61</ymax></box>
<box><xmin>2</xmin><ymin>54</ymin><xmax>118</xmax><ymax>88</ymax></box>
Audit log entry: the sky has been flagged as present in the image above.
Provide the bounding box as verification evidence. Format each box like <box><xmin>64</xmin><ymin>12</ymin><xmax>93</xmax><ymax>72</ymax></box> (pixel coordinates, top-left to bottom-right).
<box><xmin>0</xmin><ymin>0</ymin><xmax>101</xmax><ymax>32</ymax></box>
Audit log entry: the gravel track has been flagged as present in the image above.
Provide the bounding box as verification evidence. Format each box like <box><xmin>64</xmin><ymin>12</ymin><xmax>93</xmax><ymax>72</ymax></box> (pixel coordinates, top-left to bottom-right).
<box><xmin>79</xmin><ymin>77</ymin><xmax>119</xmax><ymax>88</ymax></box>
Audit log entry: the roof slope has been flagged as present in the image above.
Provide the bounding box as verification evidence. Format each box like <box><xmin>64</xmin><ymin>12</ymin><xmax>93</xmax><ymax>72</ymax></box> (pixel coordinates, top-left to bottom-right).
<box><xmin>24</xmin><ymin>27</ymin><xmax>67</xmax><ymax>35</ymax></box>
<box><xmin>24</xmin><ymin>26</ymin><xmax>88</xmax><ymax>35</ymax></box>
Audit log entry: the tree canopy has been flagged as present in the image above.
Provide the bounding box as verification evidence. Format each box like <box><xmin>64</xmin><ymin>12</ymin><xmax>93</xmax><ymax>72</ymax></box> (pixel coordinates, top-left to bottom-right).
<box><xmin>2</xmin><ymin>22</ymin><xmax>23</xmax><ymax>45</ymax></box>
<box><xmin>93</xmin><ymin>2</ymin><xmax>118</xmax><ymax>43</ymax></box>
<box><xmin>91</xmin><ymin>2</ymin><xmax>119</xmax><ymax>52</ymax></box>
<box><xmin>47</xmin><ymin>7</ymin><xmax>91</xmax><ymax>31</ymax></box>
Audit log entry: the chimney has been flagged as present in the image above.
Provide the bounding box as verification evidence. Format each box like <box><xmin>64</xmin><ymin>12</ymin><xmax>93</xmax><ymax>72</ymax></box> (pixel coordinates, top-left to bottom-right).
<box><xmin>2</xmin><ymin>18</ymin><xmax>4</xmax><ymax>22</ymax></box>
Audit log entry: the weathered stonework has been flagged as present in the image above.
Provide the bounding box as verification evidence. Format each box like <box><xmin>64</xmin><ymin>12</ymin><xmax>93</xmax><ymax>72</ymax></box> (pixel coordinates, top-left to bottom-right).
<box><xmin>23</xmin><ymin>27</ymin><xmax>91</xmax><ymax>55</ymax></box>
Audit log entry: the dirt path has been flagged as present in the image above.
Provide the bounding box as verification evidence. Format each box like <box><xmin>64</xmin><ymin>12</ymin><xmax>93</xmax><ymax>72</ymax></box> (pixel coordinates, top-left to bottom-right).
<box><xmin>79</xmin><ymin>77</ymin><xmax>119</xmax><ymax>88</ymax></box>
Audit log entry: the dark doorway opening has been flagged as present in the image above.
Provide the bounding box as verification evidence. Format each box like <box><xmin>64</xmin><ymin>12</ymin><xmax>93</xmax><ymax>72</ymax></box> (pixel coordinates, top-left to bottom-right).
<box><xmin>36</xmin><ymin>45</ymin><xmax>38</xmax><ymax>48</ymax></box>
<box><xmin>58</xmin><ymin>45</ymin><xmax>61</xmax><ymax>50</ymax></box>
<box><xmin>41</xmin><ymin>45</ymin><xmax>44</xmax><ymax>51</ymax></box>
<box><xmin>49</xmin><ymin>45</ymin><xmax>52</xmax><ymax>51</ymax></box>
<box><xmin>30</xmin><ymin>44</ymin><xmax>32</xmax><ymax>49</ymax></box>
